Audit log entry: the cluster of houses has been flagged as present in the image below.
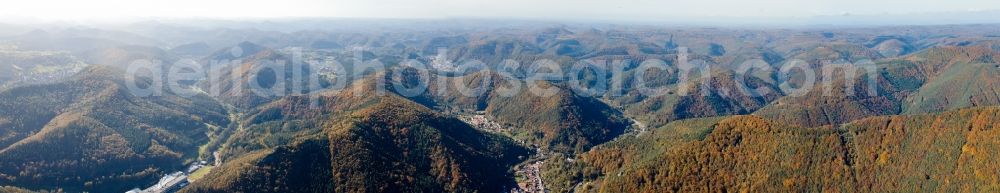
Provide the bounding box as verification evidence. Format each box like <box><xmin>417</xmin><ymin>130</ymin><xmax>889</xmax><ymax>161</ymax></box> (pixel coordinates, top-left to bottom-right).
<box><xmin>513</xmin><ymin>161</ymin><xmax>547</xmax><ymax>193</ymax></box>
<box><xmin>458</xmin><ymin>111</ymin><xmax>511</xmax><ymax>133</ymax></box>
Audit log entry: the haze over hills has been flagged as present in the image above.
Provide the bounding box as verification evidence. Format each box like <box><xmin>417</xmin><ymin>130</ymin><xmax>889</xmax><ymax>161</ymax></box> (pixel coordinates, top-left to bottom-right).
<box><xmin>0</xmin><ymin>19</ymin><xmax>998</xmax><ymax>193</ymax></box>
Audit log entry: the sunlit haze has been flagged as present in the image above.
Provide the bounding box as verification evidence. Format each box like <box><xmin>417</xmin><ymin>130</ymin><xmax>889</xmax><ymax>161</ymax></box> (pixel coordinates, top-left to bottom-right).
<box><xmin>3</xmin><ymin>0</ymin><xmax>1000</xmax><ymax>24</ymax></box>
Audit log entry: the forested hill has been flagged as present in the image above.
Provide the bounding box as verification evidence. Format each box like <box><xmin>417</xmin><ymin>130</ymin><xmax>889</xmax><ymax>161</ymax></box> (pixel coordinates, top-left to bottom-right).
<box><xmin>565</xmin><ymin>106</ymin><xmax>1000</xmax><ymax>192</ymax></box>
<box><xmin>0</xmin><ymin>65</ymin><xmax>229</xmax><ymax>193</ymax></box>
<box><xmin>182</xmin><ymin>95</ymin><xmax>530</xmax><ymax>193</ymax></box>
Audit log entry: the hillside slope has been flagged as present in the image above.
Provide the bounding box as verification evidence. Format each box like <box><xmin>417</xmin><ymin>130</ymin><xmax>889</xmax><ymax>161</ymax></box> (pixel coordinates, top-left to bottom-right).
<box><xmin>902</xmin><ymin>45</ymin><xmax>1000</xmax><ymax>114</ymax></box>
<box><xmin>756</xmin><ymin>45</ymin><xmax>999</xmax><ymax>127</ymax></box>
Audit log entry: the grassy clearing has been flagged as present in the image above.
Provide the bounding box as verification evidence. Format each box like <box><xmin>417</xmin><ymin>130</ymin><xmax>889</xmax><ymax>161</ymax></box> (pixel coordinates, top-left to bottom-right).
<box><xmin>187</xmin><ymin>166</ymin><xmax>215</xmax><ymax>182</ymax></box>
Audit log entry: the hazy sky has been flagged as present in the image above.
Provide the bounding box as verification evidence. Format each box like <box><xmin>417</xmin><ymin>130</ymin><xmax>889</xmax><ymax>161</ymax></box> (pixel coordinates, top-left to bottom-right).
<box><xmin>3</xmin><ymin>0</ymin><xmax>999</xmax><ymax>22</ymax></box>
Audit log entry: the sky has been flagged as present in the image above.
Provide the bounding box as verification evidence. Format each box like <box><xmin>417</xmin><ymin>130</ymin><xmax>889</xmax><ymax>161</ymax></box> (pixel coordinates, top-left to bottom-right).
<box><xmin>2</xmin><ymin>0</ymin><xmax>1000</xmax><ymax>23</ymax></box>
